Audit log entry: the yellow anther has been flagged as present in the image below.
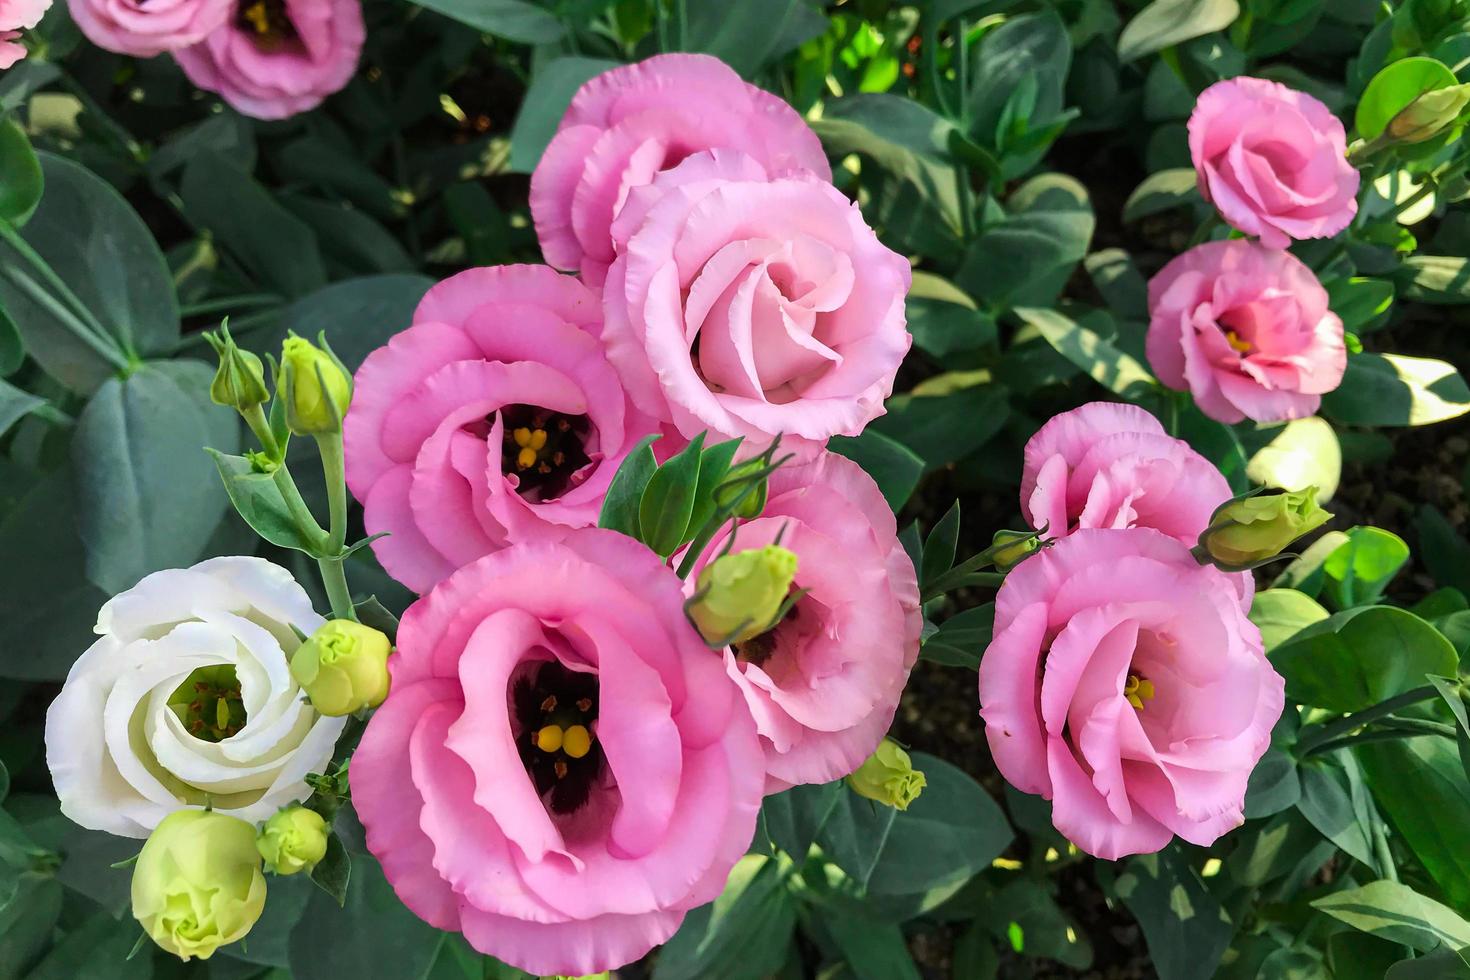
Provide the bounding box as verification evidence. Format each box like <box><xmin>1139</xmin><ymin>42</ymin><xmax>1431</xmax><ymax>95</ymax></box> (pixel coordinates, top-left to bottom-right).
<box><xmin>517</xmin><ymin>447</ymin><xmax>538</xmax><ymax>470</ymax></box>
<box><xmin>1224</xmin><ymin>329</ymin><xmax>1252</xmax><ymax>354</ymax></box>
<box><xmin>513</xmin><ymin>427</ymin><xmax>534</xmax><ymax>448</ymax></box>
<box><xmin>535</xmin><ymin>725</ymin><xmax>564</xmax><ymax>753</ymax></box>
<box><xmin>242</xmin><ymin>1</ymin><xmax>271</xmax><ymax>34</ymax></box>
<box><xmin>528</xmin><ymin>429</ymin><xmax>548</xmax><ymax>450</ymax></box>
<box><xmin>1124</xmin><ymin>674</ymin><xmax>1156</xmax><ymax>710</ymax></box>
<box><xmin>562</xmin><ymin>724</ymin><xmax>592</xmax><ymax>759</ymax></box>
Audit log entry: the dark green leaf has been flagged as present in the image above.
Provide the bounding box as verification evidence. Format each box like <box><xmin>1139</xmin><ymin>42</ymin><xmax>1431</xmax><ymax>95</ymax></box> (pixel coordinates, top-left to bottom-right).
<box><xmin>1359</xmin><ymin>736</ymin><xmax>1470</xmax><ymax>911</ymax></box>
<box><xmin>828</xmin><ymin>429</ymin><xmax>924</xmax><ymax>512</ymax></box>
<box><xmin>816</xmin><ymin>901</ymin><xmax>922</xmax><ymax>980</ymax></box>
<box><xmin>920</xmin><ymin>502</ymin><xmax>961</xmax><ymax>590</ymax></box>
<box><xmin>1415</xmin><ymin>505</ymin><xmax>1470</xmax><ymax>599</ymax></box>
<box><xmin>921</xmin><ymin>603</ymin><xmax>995</xmax><ymax>669</ymax></box>
<box><xmin>0</xmin><ymin>301</ymin><xmax>22</xmax><ymax>376</ymax></box>
<box><xmin>1326</xmin><ymin>277</ymin><xmax>1395</xmax><ymax>334</ymax></box>
<box><xmin>1271</xmin><ymin>606</ymin><xmax>1457</xmax><ymax>713</ymax></box>
<box><xmin>760</xmin><ymin>781</ymin><xmax>842</xmax><ymax>861</ymax></box>
<box><xmin>1122</xmin><ymin>168</ymin><xmax>1201</xmax><ymax>223</ymax></box>
<box><xmin>685</xmin><ymin>0</ymin><xmax>825</xmax><ymax>77</ymax></box>
<box><xmin>1015</xmin><ymin>306</ymin><xmax>1157</xmax><ymax>400</ymax></box>
<box><xmin>871</xmin><ymin>383</ymin><xmax>1009</xmax><ymax>471</ymax></box>
<box><xmin>0</xmin><ymin>378</ymin><xmax>43</xmax><ymax>438</ymax></box>
<box><xmin>309</xmin><ymin>832</ymin><xmax>351</xmax><ymax>906</ymax></box>
<box><xmin>959</xmin><ymin>175</ymin><xmax>1094</xmax><ymax>310</ymax></box>
<box><xmin>288</xmin><ymin>856</ymin><xmax>445</xmax><ymax>980</ymax></box>
<box><xmin>1297</xmin><ymin>762</ymin><xmax>1376</xmax><ymax>868</ymax></box>
<box><xmin>653</xmin><ymin>855</ymin><xmax>797</xmax><ymax>980</ymax></box>
<box><xmin>685</xmin><ymin>437</ymin><xmax>742</xmax><ymax>541</ymax></box>
<box><xmin>209</xmin><ymin>450</ymin><xmax>319</xmax><ymax>554</ymax></box>
<box><xmin>353</xmin><ymin>596</ymin><xmax>400</xmax><ymax>644</ymax></box>
<box><xmin>404</xmin><ymin>0</ymin><xmax>564</xmax><ymax>43</ymax></box>
<box><xmin>639</xmin><ymin>433</ymin><xmax>704</xmax><ymax>557</ymax></box>
<box><xmin>1118</xmin><ymin>0</ymin><xmax>1242</xmax><ymax>62</ymax></box>
<box><xmin>598</xmin><ymin>433</ymin><xmax>660</xmax><ymax>540</ymax></box>
<box><xmin>1114</xmin><ymin>846</ymin><xmax>1234</xmax><ymax>980</ymax></box>
<box><xmin>508</xmin><ymin>57</ymin><xmax>622</xmax><ymax>173</ymax></box>
<box><xmin>265</xmin><ymin>274</ymin><xmax>434</xmax><ymax>372</ymax></box>
<box><xmin>0</xmin><ymin>117</ymin><xmax>42</xmax><ymax>226</ymax></box>
<box><xmin>967</xmin><ymin>11</ymin><xmax>1071</xmax><ymax>174</ymax></box>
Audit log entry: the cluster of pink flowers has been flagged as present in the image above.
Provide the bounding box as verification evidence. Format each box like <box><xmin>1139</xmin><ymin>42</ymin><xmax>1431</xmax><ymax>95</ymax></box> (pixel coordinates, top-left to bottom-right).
<box><xmin>344</xmin><ymin>55</ymin><xmax>919</xmax><ymax>976</ymax></box>
<box><xmin>68</xmin><ymin>0</ymin><xmax>362</xmax><ymax>119</ymax></box>
<box><xmin>981</xmin><ymin>403</ymin><xmax>1284</xmax><ymax>859</ymax></box>
<box><xmin>1146</xmin><ymin>77</ymin><xmax>1354</xmax><ymax>424</ymax></box>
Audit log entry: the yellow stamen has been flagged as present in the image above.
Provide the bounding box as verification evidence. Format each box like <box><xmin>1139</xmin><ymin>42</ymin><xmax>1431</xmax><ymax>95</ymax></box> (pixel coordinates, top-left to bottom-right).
<box><xmin>517</xmin><ymin>447</ymin><xmax>538</xmax><ymax>470</ymax></box>
<box><xmin>513</xmin><ymin>427</ymin><xmax>534</xmax><ymax>448</ymax></box>
<box><xmin>1124</xmin><ymin>673</ymin><xmax>1156</xmax><ymax>710</ymax></box>
<box><xmin>528</xmin><ymin>429</ymin><xmax>547</xmax><ymax>450</ymax></box>
<box><xmin>535</xmin><ymin>724</ymin><xmax>564</xmax><ymax>753</ymax></box>
<box><xmin>562</xmin><ymin>724</ymin><xmax>592</xmax><ymax>759</ymax></box>
<box><xmin>1224</xmin><ymin>329</ymin><xmax>1252</xmax><ymax>354</ymax></box>
<box><xmin>242</xmin><ymin>1</ymin><xmax>271</xmax><ymax>34</ymax></box>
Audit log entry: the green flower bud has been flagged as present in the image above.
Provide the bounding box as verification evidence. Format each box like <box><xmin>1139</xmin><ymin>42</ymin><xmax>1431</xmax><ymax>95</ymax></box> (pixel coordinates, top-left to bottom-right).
<box><xmin>990</xmin><ymin>529</ymin><xmax>1041</xmax><ymax>571</ymax></box>
<box><xmin>1388</xmin><ymin>83</ymin><xmax>1470</xmax><ymax>143</ymax></box>
<box><xmin>204</xmin><ymin>329</ymin><xmax>269</xmax><ymax>412</ymax></box>
<box><xmin>256</xmin><ymin>806</ymin><xmax>329</xmax><ymax>876</ymax></box>
<box><xmin>847</xmin><ymin>739</ymin><xmax>926</xmax><ymax>811</ymax></box>
<box><xmin>131</xmin><ymin>809</ymin><xmax>266</xmax><ymax>961</ymax></box>
<box><xmin>289</xmin><ymin>620</ymin><xmax>392</xmax><ymax>717</ymax></box>
<box><xmin>280</xmin><ymin>334</ymin><xmax>351</xmax><ymax>436</ymax></box>
<box><xmin>689</xmin><ymin>545</ymin><xmax>798</xmax><ymax>646</ymax></box>
<box><xmin>1198</xmin><ymin>487</ymin><xmax>1332</xmax><ymax>571</ymax></box>
<box><xmin>715</xmin><ymin>458</ymin><xmax>770</xmax><ymax>519</ymax></box>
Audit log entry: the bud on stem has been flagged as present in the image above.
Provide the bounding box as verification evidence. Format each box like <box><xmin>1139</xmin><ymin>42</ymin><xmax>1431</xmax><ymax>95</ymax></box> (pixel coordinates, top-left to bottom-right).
<box><xmin>1195</xmin><ymin>487</ymin><xmax>1332</xmax><ymax>571</ymax></box>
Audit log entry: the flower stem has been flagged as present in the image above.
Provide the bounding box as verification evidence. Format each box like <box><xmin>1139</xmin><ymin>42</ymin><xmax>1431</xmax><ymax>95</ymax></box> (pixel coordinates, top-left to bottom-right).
<box><xmin>1295</xmin><ymin>685</ymin><xmax>1441</xmax><ymax>756</ymax></box>
<box><xmin>317</xmin><ymin>433</ymin><xmax>349</xmax><ymax>554</ymax></box>
<box><xmin>317</xmin><ymin>556</ymin><xmax>357</xmax><ymax>622</ymax></box>
<box><xmin>242</xmin><ymin>405</ymin><xmax>281</xmax><ymax>460</ymax></box>
<box><xmin>271</xmin><ymin>466</ymin><xmax>328</xmax><ymax>551</ymax></box>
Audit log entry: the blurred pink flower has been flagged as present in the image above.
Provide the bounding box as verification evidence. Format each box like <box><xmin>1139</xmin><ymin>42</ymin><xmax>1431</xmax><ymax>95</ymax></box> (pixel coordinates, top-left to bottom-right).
<box><xmin>344</xmin><ymin>264</ymin><xmax>661</xmax><ymax>594</ymax></box>
<box><xmin>172</xmin><ymin>0</ymin><xmax>362</xmax><ymax>120</ymax></box>
<box><xmin>979</xmin><ymin>528</ymin><xmax>1280</xmax><ymax>860</ymax></box>
<box><xmin>0</xmin><ymin>0</ymin><xmax>50</xmax><ymax>68</ymax></box>
<box><xmin>70</xmin><ymin>0</ymin><xmax>230</xmax><ymax>57</ymax></box>
<box><xmin>351</xmin><ymin>529</ymin><xmax>764</xmax><ymax>977</ymax></box>
<box><xmin>1147</xmin><ymin>240</ymin><xmax>1347</xmax><ymax>424</ymax></box>
<box><xmin>1021</xmin><ymin>401</ymin><xmax>1231</xmax><ymax>546</ymax></box>
<box><xmin>602</xmin><ymin>148</ymin><xmax>911</xmax><ymax>452</ymax></box>
<box><xmin>1189</xmin><ymin>76</ymin><xmax>1358</xmax><ymax>248</ymax></box>
<box><xmin>688</xmin><ymin>451</ymin><xmax>921</xmax><ymax>791</ymax></box>
<box><xmin>531</xmin><ymin>53</ymin><xmax>831</xmax><ymax>285</ymax></box>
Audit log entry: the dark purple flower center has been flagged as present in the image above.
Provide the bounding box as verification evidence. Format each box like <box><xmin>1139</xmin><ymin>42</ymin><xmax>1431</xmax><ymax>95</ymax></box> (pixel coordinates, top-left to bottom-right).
<box><xmin>493</xmin><ymin>404</ymin><xmax>592</xmax><ymax>502</ymax></box>
<box><xmin>511</xmin><ymin>660</ymin><xmax>602</xmax><ymax>815</ymax></box>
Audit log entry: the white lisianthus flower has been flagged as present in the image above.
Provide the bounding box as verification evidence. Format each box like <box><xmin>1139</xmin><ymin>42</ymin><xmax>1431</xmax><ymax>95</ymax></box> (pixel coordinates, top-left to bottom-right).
<box><xmin>45</xmin><ymin>557</ymin><xmax>347</xmax><ymax>838</ymax></box>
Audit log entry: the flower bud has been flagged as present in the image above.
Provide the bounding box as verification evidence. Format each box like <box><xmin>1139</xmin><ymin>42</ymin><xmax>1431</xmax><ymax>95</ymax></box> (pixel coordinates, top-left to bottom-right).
<box><xmin>131</xmin><ymin>809</ymin><xmax>266</xmax><ymax>961</ymax></box>
<box><xmin>289</xmin><ymin>620</ymin><xmax>392</xmax><ymax>717</ymax></box>
<box><xmin>689</xmin><ymin>545</ymin><xmax>798</xmax><ymax>646</ymax></box>
<box><xmin>204</xmin><ymin>330</ymin><xmax>269</xmax><ymax>412</ymax></box>
<box><xmin>715</xmin><ymin>458</ymin><xmax>769</xmax><ymax>519</ymax></box>
<box><xmin>847</xmin><ymin>739</ymin><xmax>926</xmax><ymax>811</ymax></box>
<box><xmin>1388</xmin><ymin>83</ymin><xmax>1470</xmax><ymax>143</ymax></box>
<box><xmin>990</xmin><ymin>529</ymin><xmax>1041</xmax><ymax>571</ymax></box>
<box><xmin>280</xmin><ymin>334</ymin><xmax>351</xmax><ymax>436</ymax></box>
<box><xmin>1197</xmin><ymin>487</ymin><xmax>1332</xmax><ymax>570</ymax></box>
<box><xmin>256</xmin><ymin>806</ymin><xmax>329</xmax><ymax>876</ymax></box>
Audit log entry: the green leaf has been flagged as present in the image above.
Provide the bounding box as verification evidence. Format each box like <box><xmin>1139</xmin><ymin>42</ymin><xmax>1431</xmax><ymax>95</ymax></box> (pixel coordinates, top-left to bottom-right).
<box><xmin>1326</xmin><ymin>277</ymin><xmax>1395</xmax><ymax>334</ymax></box>
<box><xmin>265</xmin><ymin>274</ymin><xmax>434</xmax><ymax>372</ymax></box>
<box><xmin>0</xmin><ymin>153</ymin><xmax>179</xmax><ymax>392</ymax></box>
<box><xmin>0</xmin><ymin>876</ymin><xmax>62</xmax><ymax>978</ymax></box>
<box><xmin>967</xmin><ymin>10</ymin><xmax>1071</xmax><ymax>174</ymax></box>
<box><xmin>508</xmin><ymin>56</ymin><xmax>622</xmax><ymax>174</ymax></box>
<box><xmin>1122</xmin><ymin>168</ymin><xmax>1201</xmax><ymax>223</ymax></box>
<box><xmin>1326</xmin><ymin>932</ymin><xmax>1406</xmax><ymax>980</ymax></box>
<box><xmin>73</xmin><ymin>361</ymin><xmax>239</xmax><ymax>593</ymax></box>
<box><xmin>870</xmin><ymin>382</ymin><xmax>1009</xmax><ymax>471</ymax></box>
<box><xmin>289</xmin><ymin>857</ymin><xmax>445</xmax><ymax>980</ymax></box>
<box><xmin>0</xmin><ymin>378</ymin><xmax>43</xmax><ymax>438</ymax></box>
<box><xmin>208</xmin><ymin>450</ymin><xmax>319</xmax><ymax>554</ymax></box>
<box><xmin>309</xmin><ymin>832</ymin><xmax>351</xmax><ymax>907</ymax></box>
<box><xmin>1356</xmin><ymin>57</ymin><xmax>1460</xmax><ymax>140</ymax></box>
<box><xmin>1322</xmin><ymin>353</ymin><xmax>1470</xmax><ymax>426</ymax></box>
<box><xmin>403</xmin><ymin>0</ymin><xmax>564</xmax><ymax>43</ymax></box>
<box><xmin>1271</xmin><ymin>606</ymin><xmax>1458</xmax><ymax>713</ymax></box>
<box><xmin>685</xmin><ymin>0</ymin><xmax>825</xmax><ymax>78</ymax></box>
<box><xmin>1015</xmin><ymin>306</ymin><xmax>1157</xmax><ymax>400</ymax></box>
<box><xmin>1084</xmin><ymin>248</ymin><xmax>1150</xmax><ymax>319</ymax></box>
<box><xmin>1321</xmin><ymin>525</ymin><xmax>1409</xmax><ymax>609</ymax></box>
<box><xmin>921</xmin><ymin>502</ymin><xmax>961</xmax><ymax>591</ymax></box>
<box><xmin>921</xmin><ymin>603</ymin><xmax>995</xmax><ymax>669</ymax></box>
<box><xmin>815</xmin><ymin>901</ymin><xmax>922</xmax><ymax>980</ymax></box>
<box><xmin>0</xmin><ymin>302</ymin><xmax>22</xmax><ymax>376</ymax></box>
<box><xmin>760</xmin><ymin>781</ymin><xmax>842</xmax><ymax>861</ymax></box>
<box><xmin>1359</xmin><ymin>736</ymin><xmax>1470</xmax><ymax>911</ymax></box>
<box><xmin>1248</xmin><ymin>588</ymin><xmax>1329</xmax><ymax>652</ymax></box>
<box><xmin>959</xmin><ymin>175</ymin><xmax>1095</xmax><ymax>310</ymax></box>
<box><xmin>352</xmin><ymin>595</ymin><xmax>400</xmax><ymax>644</ymax></box>
<box><xmin>828</xmin><ymin>429</ymin><xmax>925</xmax><ymax>512</ymax></box>
<box><xmin>1415</xmin><ymin>505</ymin><xmax>1470</xmax><ymax>599</ymax></box>
<box><xmin>907</xmin><ymin>296</ymin><xmax>998</xmax><ymax>358</ymax></box>
<box><xmin>1296</xmin><ymin>763</ymin><xmax>1376</xmax><ymax>868</ymax></box>
<box><xmin>1401</xmin><ymin>255</ymin><xmax>1470</xmax><ymax>304</ymax></box>
<box><xmin>1114</xmin><ymin>846</ymin><xmax>1234</xmax><ymax>980</ymax></box>
<box><xmin>1118</xmin><ymin>0</ymin><xmax>1242</xmax><ymax>63</ymax></box>
<box><xmin>1245</xmin><ymin>417</ymin><xmax>1341</xmax><ymax>500</ymax></box>
<box><xmin>597</xmin><ymin>433</ymin><xmax>660</xmax><ymax>540</ymax></box>
<box><xmin>685</xmin><ymin>437</ymin><xmax>742</xmax><ymax>541</ymax></box>
<box><xmin>23</xmin><ymin>909</ymin><xmax>151</xmax><ymax>980</ymax></box>
<box><xmin>1272</xmin><ymin>529</ymin><xmax>1350</xmax><ymax>598</ymax></box>
<box><xmin>0</xmin><ymin>117</ymin><xmax>42</xmax><ymax>226</ymax></box>
<box><xmin>653</xmin><ymin>854</ymin><xmax>797</xmax><ymax>980</ymax></box>
<box><xmin>639</xmin><ymin>433</ymin><xmax>704</xmax><ymax>558</ymax></box>
<box><xmin>1244</xmin><ymin>746</ymin><xmax>1301</xmax><ymax>818</ymax></box>
<box><xmin>1313</xmin><ymin>880</ymin><xmax>1470</xmax><ymax>953</ymax></box>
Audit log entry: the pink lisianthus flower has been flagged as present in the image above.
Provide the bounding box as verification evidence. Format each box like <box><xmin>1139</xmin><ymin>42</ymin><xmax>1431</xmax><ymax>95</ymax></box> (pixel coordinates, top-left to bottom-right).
<box><xmin>172</xmin><ymin>0</ymin><xmax>363</xmax><ymax>120</ymax></box>
<box><xmin>1020</xmin><ymin>401</ymin><xmax>1232</xmax><ymax>546</ymax></box>
<box><xmin>601</xmin><ymin>148</ymin><xmax>912</xmax><ymax>452</ymax></box>
<box><xmin>1147</xmin><ymin>240</ymin><xmax>1347</xmax><ymax>424</ymax></box>
<box><xmin>530</xmin><ymin>53</ymin><xmax>831</xmax><ymax>286</ymax></box>
<box><xmin>687</xmin><ymin>451</ymin><xmax>921</xmax><ymax>791</ymax></box>
<box><xmin>69</xmin><ymin>0</ymin><xmax>230</xmax><ymax>57</ymax></box>
<box><xmin>978</xmin><ymin>528</ymin><xmax>1282</xmax><ymax>860</ymax></box>
<box><xmin>343</xmin><ymin>264</ymin><xmax>662</xmax><ymax>594</ymax></box>
<box><xmin>0</xmin><ymin>0</ymin><xmax>50</xmax><ymax>68</ymax></box>
<box><xmin>350</xmin><ymin>529</ymin><xmax>765</xmax><ymax>977</ymax></box>
<box><xmin>1189</xmin><ymin>76</ymin><xmax>1359</xmax><ymax>248</ymax></box>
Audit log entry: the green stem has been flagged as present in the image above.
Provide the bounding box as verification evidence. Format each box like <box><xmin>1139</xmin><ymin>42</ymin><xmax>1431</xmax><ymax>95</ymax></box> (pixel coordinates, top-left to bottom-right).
<box><xmin>1295</xmin><ymin>686</ymin><xmax>1441</xmax><ymax>756</ymax></box>
<box><xmin>180</xmin><ymin>294</ymin><xmax>284</xmax><ymax>318</ymax></box>
<box><xmin>317</xmin><ymin>432</ymin><xmax>348</xmax><ymax>553</ymax></box>
<box><xmin>1373</xmin><ymin>819</ymin><xmax>1398</xmax><ymax>883</ymax></box>
<box><xmin>955</xmin><ymin>17</ymin><xmax>970</xmax><ymax>127</ymax></box>
<box><xmin>0</xmin><ymin>222</ymin><xmax>130</xmax><ymax>370</ymax></box>
<box><xmin>242</xmin><ymin>404</ymin><xmax>281</xmax><ymax>460</ymax></box>
<box><xmin>317</xmin><ymin>556</ymin><xmax>357</xmax><ymax>622</ymax></box>
<box><xmin>271</xmin><ymin>466</ymin><xmax>328</xmax><ymax>550</ymax></box>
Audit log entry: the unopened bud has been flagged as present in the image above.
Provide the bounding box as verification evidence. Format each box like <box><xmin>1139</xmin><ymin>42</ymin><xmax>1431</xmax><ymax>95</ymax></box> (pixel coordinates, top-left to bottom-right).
<box><xmin>688</xmin><ymin>545</ymin><xmax>798</xmax><ymax>646</ymax></box>
<box><xmin>290</xmin><ymin>620</ymin><xmax>391</xmax><ymax>717</ymax></box>
<box><xmin>847</xmin><ymin>739</ymin><xmax>926</xmax><ymax>811</ymax></box>
<box><xmin>204</xmin><ymin>329</ymin><xmax>269</xmax><ymax>412</ymax></box>
<box><xmin>256</xmin><ymin>806</ymin><xmax>329</xmax><ymax>876</ymax></box>
<box><xmin>715</xmin><ymin>458</ymin><xmax>770</xmax><ymax>519</ymax></box>
<box><xmin>1197</xmin><ymin>487</ymin><xmax>1332</xmax><ymax>571</ymax></box>
<box><xmin>280</xmin><ymin>334</ymin><xmax>351</xmax><ymax>436</ymax></box>
<box><xmin>1388</xmin><ymin>83</ymin><xmax>1470</xmax><ymax>143</ymax></box>
<box><xmin>990</xmin><ymin>529</ymin><xmax>1040</xmax><ymax>571</ymax></box>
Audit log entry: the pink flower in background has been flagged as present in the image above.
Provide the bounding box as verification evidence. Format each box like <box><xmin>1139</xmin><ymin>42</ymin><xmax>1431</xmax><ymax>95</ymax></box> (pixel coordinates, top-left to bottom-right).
<box><xmin>344</xmin><ymin>265</ymin><xmax>660</xmax><ymax>594</ymax></box>
<box><xmin>1021</xmin><ymin>401</ymin><xmax>1232</xmax><ymax>546</ymax></box>
<box><xmin>172</xmin><ymin>0</ymin><xmax>363</xmax><ymax>120</ymax></box>
<box><xmin>351</xmin><ymin>529</ymin><xmax>764</xmax><ymax>977</ymax></box>
<box><xmin>0</xmin><ymin>0</ymin><xmax>50</xmax><ymax>68</ymax></box>
<box><xmin>1147</xmin><ymin>240</ymin><xmax>1347</xmax><ymax>424</ymax></box>
<box><xmin>602</xmin><ymin>149</ymin><xmax>912</xmax><ymax>452</ymax></box>
<box><xmin>978</xmin><ymin>528</ymin><xmax>1280</xmax><ymax>860</ymax></box>
<box><xmin>531</xmin><ymin>53</ymin><xmax>831</xmax><ymax>285</ymax></box>
<box><xmin>688</xmin><ymin>452</ymin><xmax>921</xmax><ymax>791</ymax></box>
<box><xmin>69</xmin><ymin>0</ymin><xmax>230</xmax><ymax>57</ymax></box>
<box><xmin>1189</xmin><ymin>76</ymin><xmax>1359</xmax><ymax>248</ymax></box>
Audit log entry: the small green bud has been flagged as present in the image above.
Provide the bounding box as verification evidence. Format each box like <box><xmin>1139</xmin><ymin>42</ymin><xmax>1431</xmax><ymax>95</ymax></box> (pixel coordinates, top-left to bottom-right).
<box><xmin>1197</xmin><ymin>487</ymin><xmax>1332</xmax><ymax>570</ymax></box>
<box><xmin>256</xmin><ymin>806</ymin><xmax>329</xmax><ymax>876</ymax></box>
<box><xmin>1388</xmin><ymin>83</ymin><xmax>1470</xmax><ymax>143</ymax></box>
<box><xmin>990</xmin><ymin>529</ymin><xmax>1041</xmax><ymax>571</ymax></box>
<box><xmin>279</xmin><ymin>334</ymin><xmax>351</xmax><ymax>436</ymax></box>
<box><xmin>689</xmin><ymin>545</ymin><xmax>798</xmax><ymax>646</ymax></box>
<box><xmin>847</xmin><ymin>739</ymin><xmax>926</xmax><ymax>811</ymax></box>
<box><xmin>715</xmin><ymin>458</ymin><xmax>770</xmax><ymax>519</ymax></box>
<box><xmin>131</xmin><ymin>809</ymin><xmax>266</xmax><ymax>961</ymax></box>
<box><xmin>290</xmin><ymin>620</ymin><xmax>392</xmax><ymax>717</ymax></box>
<box><xmin>204</xmin><ymin>329</ymin><xmax>269</xmax><ymax>412</ymax></box>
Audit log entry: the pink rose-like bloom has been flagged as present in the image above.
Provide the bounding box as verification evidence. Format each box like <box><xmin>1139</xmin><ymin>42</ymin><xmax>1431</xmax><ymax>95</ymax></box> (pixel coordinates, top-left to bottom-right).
<box><xmin>979</xmin><ymin>528</ymin><xmax>1281</xmax><ymax>860</ymax></box>
<box><xmin>1147</xmin><ymin>240</ymin><xmax>1347</xmax><ymax>424</ymax></box>
<box><xmin>69</xmin><ymin>0</ymin><xmax>230</xmax><ymax>57</ymax></box>
<box><xmin>603</xmin><ymin>149</ymin><xmax>912</xmax><ymax>451</ymax></box>
<box><xmin>172</xmin><ymin>0</ymin><xmax>363</xmax><ymax>120</ymax></box>
<box><xmin>0</xmin><ymin>0</ymin><xmax>50</xmax><ymax>68</ymax></box>
<box><xmin>531</xmin><ymin>53</ymin><xmax>831</xmax><ymax>286</ymax></box>
<box><xmin>689</xmin><ymin>452</ymin><xmax>920</xmax><ymax>791</ymax></box>
<box><xmin>1189</xmin><ymin>76</ymin><xmax>1359</xmax><ymax>249</ymax></box>
<box><xmin>351</xmin><ymin>529</ymin><xmax>764</xmax><ymax>976</ymax></box>
<box><xmin>344</xmin><ymin>265</ymin><xmax>660</xmax><ymax>594</ymax></box>
<box><xmin>1021</xmin><ymin>401</ymin><xmax>1231</xmax><ymax>546</ymax></box>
